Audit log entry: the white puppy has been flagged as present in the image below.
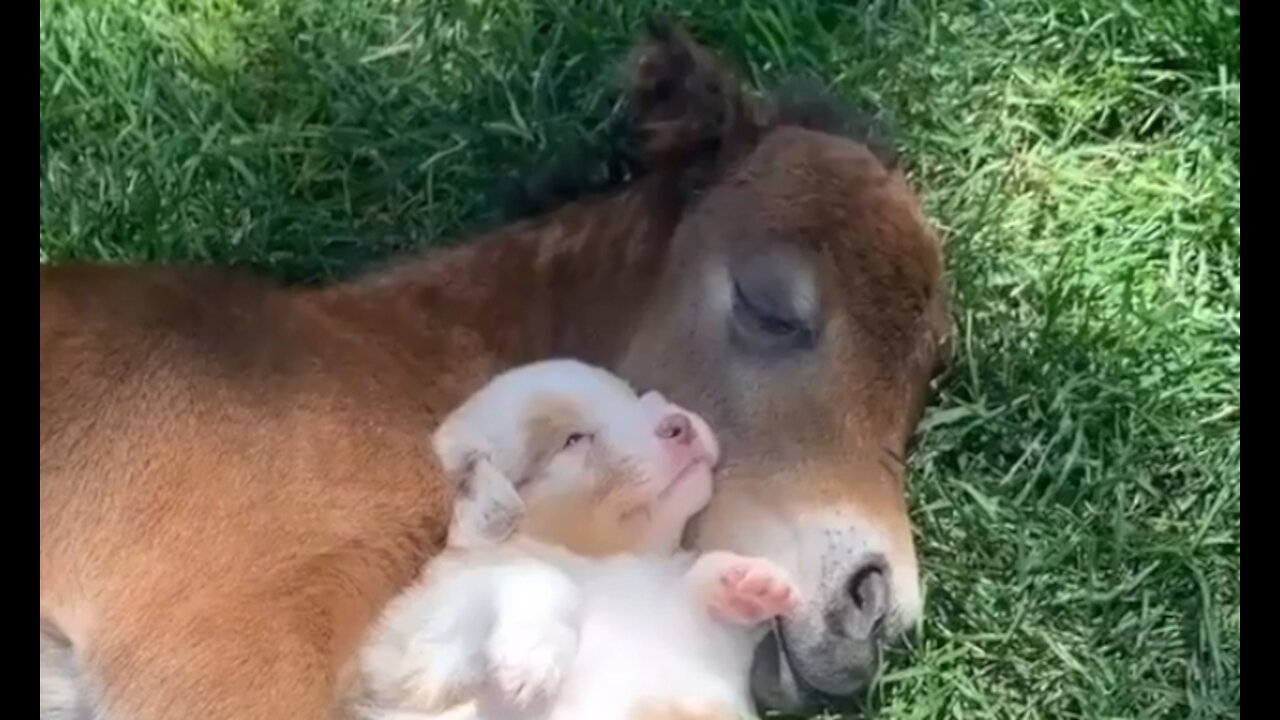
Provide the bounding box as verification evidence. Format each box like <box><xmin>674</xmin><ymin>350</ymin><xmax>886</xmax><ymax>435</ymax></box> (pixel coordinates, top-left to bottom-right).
<box><xmin>354</xmin><ymin>359</ymin><xmax>799</xmax><ymax>720</ymax></box>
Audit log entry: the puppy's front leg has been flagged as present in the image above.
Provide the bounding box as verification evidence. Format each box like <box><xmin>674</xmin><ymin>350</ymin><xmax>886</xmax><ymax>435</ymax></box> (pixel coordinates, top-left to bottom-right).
<box><xmin>361</xmin><ymin>564</ymin><xmax>503</xmax><ymax>712</ymax></box>
<box><xmin>484</xmin><ymin>562</ymin><xmax>583</xmax><ymax>709</ymax></box>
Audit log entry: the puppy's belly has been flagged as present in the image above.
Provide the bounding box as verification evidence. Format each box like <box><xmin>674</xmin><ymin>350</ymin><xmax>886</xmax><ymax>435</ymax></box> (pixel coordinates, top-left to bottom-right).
<box><xmin>547</xmin><ymin>565</ymin><xmax>754</xmax><ymax>720</ymax></box>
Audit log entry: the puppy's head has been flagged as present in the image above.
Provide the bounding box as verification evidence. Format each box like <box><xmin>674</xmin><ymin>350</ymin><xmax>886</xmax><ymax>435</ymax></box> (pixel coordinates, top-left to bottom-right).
<box><xmin>434</xmin><ymin>359</ymin><xmax>720</xmax><ymax>556</ymax></box>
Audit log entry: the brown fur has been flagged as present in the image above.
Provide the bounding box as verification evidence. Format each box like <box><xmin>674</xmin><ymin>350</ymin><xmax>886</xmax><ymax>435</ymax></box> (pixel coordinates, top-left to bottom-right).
<box><xmin>40</xmin><ymin>19</ymin><xmax>947</xmax><ymax>719</ymax></box>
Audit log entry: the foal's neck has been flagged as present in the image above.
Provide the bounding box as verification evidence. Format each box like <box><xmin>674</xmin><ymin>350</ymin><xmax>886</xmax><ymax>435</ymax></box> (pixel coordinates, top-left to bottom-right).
<box><xmin>317</xmin><ymin>176</ymin><xmax>679</xmax><ymax>373</ymax></box>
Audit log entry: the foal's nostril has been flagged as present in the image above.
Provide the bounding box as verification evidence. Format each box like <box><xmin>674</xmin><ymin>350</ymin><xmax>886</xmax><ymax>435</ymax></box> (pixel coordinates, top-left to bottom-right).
<box><xmin>656</xmin><ymin>413</ymin><xmax>694</xmax><ymax>444</ymax></box>
<box><xmin>847</xmin><ymin>565</ymin><xmax>881</xmax><ymax>609</ymax></box>
<box><xmin>845</xmin><ymin>563</ymin><xmax>890</xmax><ymax>636</ymax></box>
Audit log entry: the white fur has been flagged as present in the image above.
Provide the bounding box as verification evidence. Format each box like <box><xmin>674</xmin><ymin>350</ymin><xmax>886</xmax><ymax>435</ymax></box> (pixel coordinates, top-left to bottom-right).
<box><xmin>357</xmin><ymin>541</ymin><xmax>791</xmax><ymax>720</ymax></box>
<box><xmin>355</xmin><ymin>359</ymin><xmax>792</xmax><ymax>720</ymax></box>
<box><xmin>434</xmin><ymin>360</ymin><xmax>718</xmax><ymax>555</ymax></box>
<box><xmin>40</xmin><ymin>627</ymin><xmax>97</xmax><ymax>720</ymax></box>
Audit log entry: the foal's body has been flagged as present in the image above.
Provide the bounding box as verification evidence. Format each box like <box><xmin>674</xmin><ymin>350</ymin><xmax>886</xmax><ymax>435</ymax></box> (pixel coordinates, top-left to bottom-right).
<box><xmin>40</xmin><ymin>21</ymin><xmax>949</xmax><ymax>719</ymax></box>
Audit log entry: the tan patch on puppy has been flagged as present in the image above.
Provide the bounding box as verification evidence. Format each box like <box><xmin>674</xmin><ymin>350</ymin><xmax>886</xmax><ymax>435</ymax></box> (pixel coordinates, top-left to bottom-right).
<box><xmin>518</xmin><ymin>396</ymin><xmax>656</xmax><ymax>555</ymax></box>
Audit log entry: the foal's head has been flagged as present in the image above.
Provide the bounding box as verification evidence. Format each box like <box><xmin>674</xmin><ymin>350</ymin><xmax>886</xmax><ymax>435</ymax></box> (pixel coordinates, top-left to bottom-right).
<box><xmin>610</xmin><ymin>21</ymin><xmax>950</xmax><ymax>709</ymax></box>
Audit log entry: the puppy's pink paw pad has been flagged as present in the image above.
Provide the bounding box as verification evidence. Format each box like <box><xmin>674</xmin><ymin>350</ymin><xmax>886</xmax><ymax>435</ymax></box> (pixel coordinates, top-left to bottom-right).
<box><xmin>709</xmin><ymin>559</ymin><xmax>799</xmax><ymax>624</ymax></box>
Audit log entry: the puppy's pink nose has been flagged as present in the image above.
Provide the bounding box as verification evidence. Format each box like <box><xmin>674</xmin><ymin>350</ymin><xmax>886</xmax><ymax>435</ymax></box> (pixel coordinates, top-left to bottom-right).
<box><xmin>656</xmin><ymin>413</ymin><xmax>695</xmax><ymax>445</ymax></box>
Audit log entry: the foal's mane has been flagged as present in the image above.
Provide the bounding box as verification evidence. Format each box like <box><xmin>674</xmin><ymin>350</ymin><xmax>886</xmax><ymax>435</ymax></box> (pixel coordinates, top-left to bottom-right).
<box><xmin>495</xmin><ymin>22</ymin><xmax>897</xmax><ymax>222</ymax></box>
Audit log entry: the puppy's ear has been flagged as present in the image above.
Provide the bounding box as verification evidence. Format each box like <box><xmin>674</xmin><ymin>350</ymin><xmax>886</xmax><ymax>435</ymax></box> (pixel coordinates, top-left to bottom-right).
<box><xmin>434</xmin><ymin>419</ymin><xmax>525</xmax><ymax>548</ymax></box>
<box><xmin>447</xmin><ymin>452</ymin><xmax>525</xmax><ymax>549</ymax></box>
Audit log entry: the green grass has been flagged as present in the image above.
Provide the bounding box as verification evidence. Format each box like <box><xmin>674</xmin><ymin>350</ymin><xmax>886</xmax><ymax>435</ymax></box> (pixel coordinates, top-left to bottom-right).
<box><xmin>40</xmin><ymin>0</ymin><xmax>1239</xmax><ymax>718</ymax></box>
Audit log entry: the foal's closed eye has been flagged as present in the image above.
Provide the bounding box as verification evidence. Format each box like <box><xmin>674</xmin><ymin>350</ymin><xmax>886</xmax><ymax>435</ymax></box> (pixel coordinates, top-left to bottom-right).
<box><xmin>731</xmin><ymin>279</ymin><xmax>818</xmax><ymax>350</ymax></box>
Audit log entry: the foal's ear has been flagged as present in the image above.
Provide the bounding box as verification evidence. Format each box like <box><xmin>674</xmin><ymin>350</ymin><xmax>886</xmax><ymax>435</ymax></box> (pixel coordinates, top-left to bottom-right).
<box><xmin>623</xmin><ymin>16</ymin><xmax>762</xmax><ymax>177</ymax></box>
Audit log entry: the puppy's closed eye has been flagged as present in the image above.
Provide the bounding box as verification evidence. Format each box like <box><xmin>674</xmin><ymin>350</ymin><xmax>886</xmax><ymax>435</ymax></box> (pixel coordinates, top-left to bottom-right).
<box><xmin>563</xmin><ymin>432</ymin><xmax>593</xmax><ymax>450</ymax></box>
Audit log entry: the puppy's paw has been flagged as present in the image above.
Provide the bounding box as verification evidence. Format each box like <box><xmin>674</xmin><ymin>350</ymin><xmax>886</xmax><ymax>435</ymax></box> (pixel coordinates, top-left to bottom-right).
<box><xmin>365</xmin><ymin>637</ymin><xmax>484</xmax><ymax>712</ymax></box>
<box><xmin>707</xmin><ymin>556</ymin><xmax>799</xmax><ymax>625</ymax></box>
<box><xmin>487</xmin><ymin>623</ymin><xmax>578</xmax><ymax>708</ymax></box>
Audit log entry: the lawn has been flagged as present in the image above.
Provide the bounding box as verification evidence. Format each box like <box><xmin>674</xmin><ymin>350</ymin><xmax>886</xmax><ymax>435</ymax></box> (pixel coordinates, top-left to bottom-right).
<box><xmin>39</xmin><ymin>0</ymin><xmax>1240</xmax><ymax>718</ymax></box>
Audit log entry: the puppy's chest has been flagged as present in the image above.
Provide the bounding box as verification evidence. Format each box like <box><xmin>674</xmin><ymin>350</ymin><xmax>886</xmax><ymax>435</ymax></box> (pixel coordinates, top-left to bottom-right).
<box><xmin>552</xmin><ymin>560</ymin><xmax>753</xmax><ymax>719</ymax></box>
